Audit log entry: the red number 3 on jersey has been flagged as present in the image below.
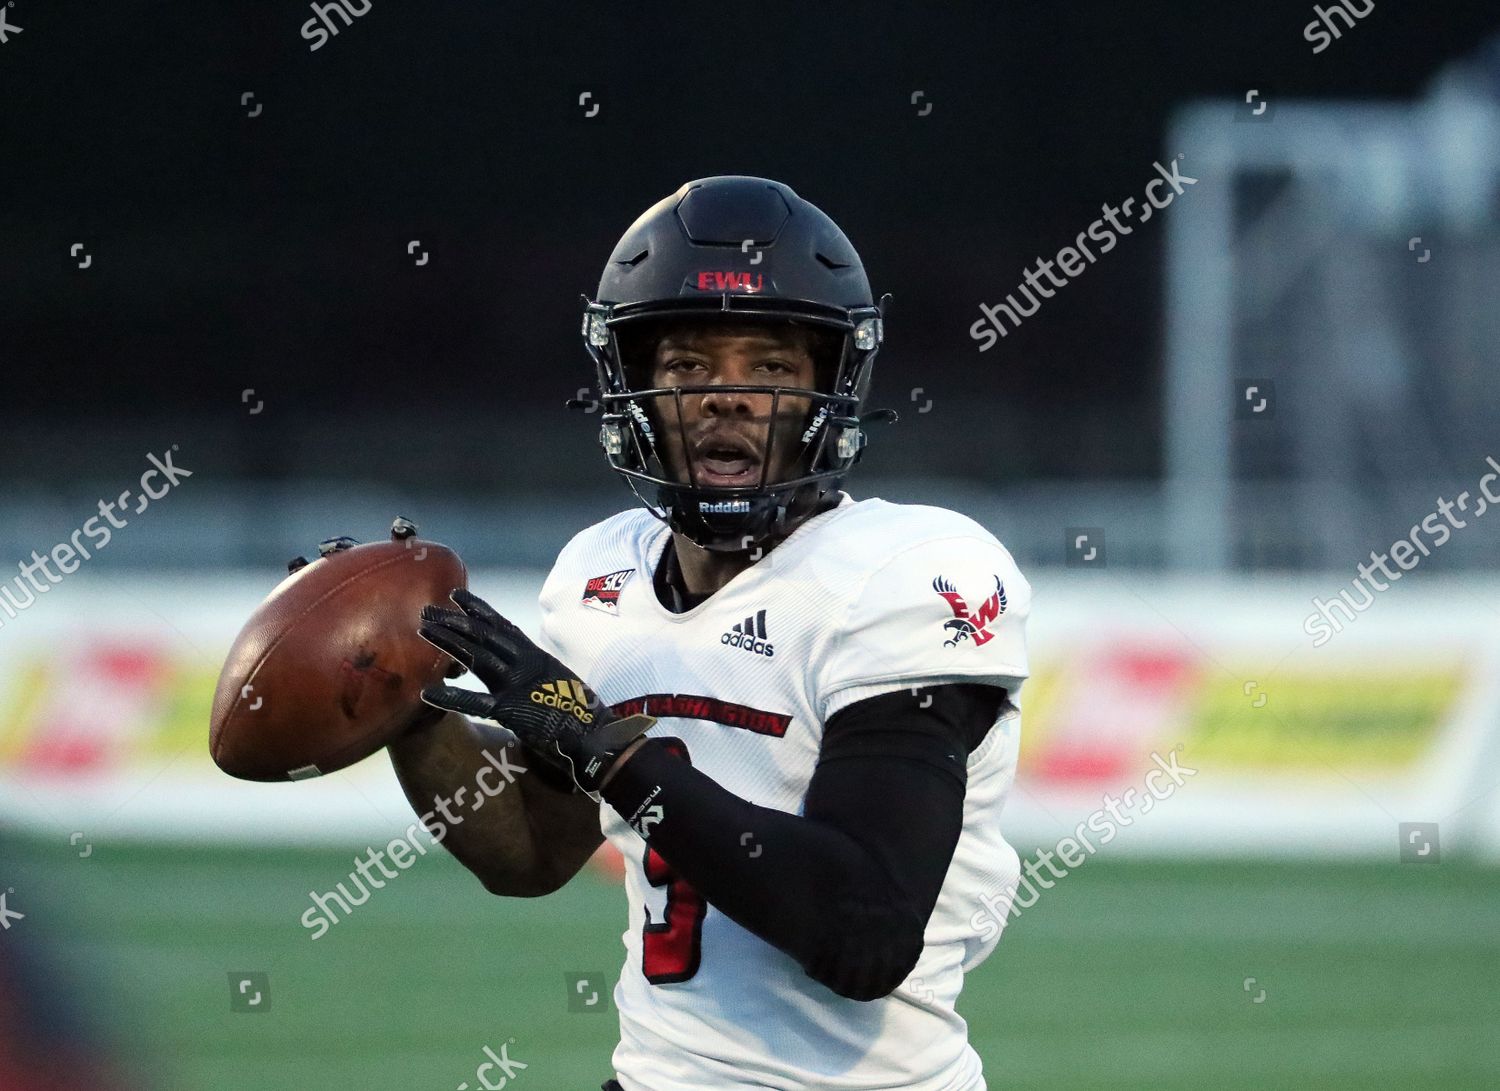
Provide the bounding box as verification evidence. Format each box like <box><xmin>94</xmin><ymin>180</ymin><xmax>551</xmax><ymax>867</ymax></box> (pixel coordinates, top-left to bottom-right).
<box><xmin>642</xmin><ymin>845</ymin><xmax>706</xmax><ymax>983</ymax></box>
<box><xmin>639</xmin><ymin>740</ymin><xmax>707</xmax><ymax>984</ymax></box>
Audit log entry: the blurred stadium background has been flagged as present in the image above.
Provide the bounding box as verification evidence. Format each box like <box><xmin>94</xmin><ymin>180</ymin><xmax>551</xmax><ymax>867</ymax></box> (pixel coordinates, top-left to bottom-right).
<box><xmin>3</xmin><ymin>2</ymin><xmax>1500</xmax><ymax>1088</ymax></box>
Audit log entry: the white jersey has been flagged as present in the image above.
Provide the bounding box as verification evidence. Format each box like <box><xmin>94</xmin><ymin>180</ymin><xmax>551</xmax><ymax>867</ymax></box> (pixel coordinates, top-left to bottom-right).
<box><xmin>536</xmin><ymin>493</ymin><xmax>1030</xmax><ymax>1091</ymax></box>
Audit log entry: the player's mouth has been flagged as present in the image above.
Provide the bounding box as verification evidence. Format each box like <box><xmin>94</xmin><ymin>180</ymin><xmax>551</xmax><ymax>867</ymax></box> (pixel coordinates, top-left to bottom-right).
<box><xmin>691</xmin><ymin>434</ymin><xmax>764</xmax><ymax>488</ymax></box>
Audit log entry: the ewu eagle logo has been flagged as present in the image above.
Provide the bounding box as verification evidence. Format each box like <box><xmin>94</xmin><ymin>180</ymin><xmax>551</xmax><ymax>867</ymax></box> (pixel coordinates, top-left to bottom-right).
<box><xmin>932</xmin><ymin>575</ymin><xmax>1007</xmax><ymax>648</ymax></box>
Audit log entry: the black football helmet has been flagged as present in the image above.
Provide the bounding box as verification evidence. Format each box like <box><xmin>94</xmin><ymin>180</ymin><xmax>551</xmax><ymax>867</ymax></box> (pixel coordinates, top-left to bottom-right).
<box><xmin>578</xmin><ymin>176</ymin><xmax>893</xmax><ymax>552</ymax></box>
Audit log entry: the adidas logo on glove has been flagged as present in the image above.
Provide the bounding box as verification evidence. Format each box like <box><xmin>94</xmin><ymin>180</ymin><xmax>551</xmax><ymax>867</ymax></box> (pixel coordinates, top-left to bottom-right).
<box><xmin>721</xmin><ymin>610</ymin><xmax>775</xmax><ymax>658</ymax></box>
<box><xmin>530</xmin><ymin>679</ymin><xmax>597</xmax><ymax>723</ymax></box>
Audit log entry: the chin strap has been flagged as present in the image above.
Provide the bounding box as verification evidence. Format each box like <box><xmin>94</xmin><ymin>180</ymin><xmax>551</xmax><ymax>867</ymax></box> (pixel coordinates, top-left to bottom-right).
<box><xmin>655</xmin><ymin>538</ymin><xmax>711</xmax><ymax>613</ymax></box>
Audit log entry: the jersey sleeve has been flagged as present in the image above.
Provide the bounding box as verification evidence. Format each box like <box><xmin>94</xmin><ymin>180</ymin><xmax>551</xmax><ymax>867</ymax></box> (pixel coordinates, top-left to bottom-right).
<box><xmin>815</xmin><ymin>534</ymin><xmax>1031</xmax><ymax>722</ymax></box>
<box><xmin>533</xmin><ymin>532</ymin><xmax>584</xmax><ymax>662</ymax></box>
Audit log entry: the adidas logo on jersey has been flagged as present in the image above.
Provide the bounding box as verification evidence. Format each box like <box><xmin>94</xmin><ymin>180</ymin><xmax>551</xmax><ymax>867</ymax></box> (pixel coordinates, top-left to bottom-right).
<box><xmin>530</xmin><ymin>679</ymin><xmax>596</xmax><ymax>722</ymax></box>
<box><xmin>721</xmin><ymin>609</ymin><xmax>774</xmax><ymax>657</ymax></box>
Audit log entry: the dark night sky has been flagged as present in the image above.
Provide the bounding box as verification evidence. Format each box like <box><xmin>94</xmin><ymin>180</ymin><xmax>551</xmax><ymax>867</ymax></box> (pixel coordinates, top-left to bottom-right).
<box><xmin>4</xmin><ymin>0</ymin><xmax>1496</xmax><ymax>485</ymax></box>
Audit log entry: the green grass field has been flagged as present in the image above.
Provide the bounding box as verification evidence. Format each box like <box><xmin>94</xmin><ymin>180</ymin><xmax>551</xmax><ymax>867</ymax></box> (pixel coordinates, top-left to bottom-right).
<box><xmin>7</xmin><ymin>834</ymin><xmax>1498</xmax><ymax>1089</ymax></box>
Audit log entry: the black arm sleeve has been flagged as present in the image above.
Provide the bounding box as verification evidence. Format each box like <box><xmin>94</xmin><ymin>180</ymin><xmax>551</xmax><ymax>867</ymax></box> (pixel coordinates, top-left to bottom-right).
<box><xmin>598</xmin><ymin>682</ymin><xmax>1010</xmax><ymax>1000</ymax></box>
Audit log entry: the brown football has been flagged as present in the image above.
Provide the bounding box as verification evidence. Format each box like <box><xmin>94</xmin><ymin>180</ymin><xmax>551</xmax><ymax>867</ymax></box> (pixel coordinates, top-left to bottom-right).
<box><xmin>209</xmin><ymin>521</ymin><xmax>467</xmax><ymax>782</ymax></box>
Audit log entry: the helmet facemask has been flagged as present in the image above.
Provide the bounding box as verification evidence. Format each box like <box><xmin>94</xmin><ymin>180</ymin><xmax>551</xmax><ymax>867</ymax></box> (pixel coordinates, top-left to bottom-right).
<box><xmin>583</xmin><ymin>308</ymin><xmax>883</xmax><ymax>552</ymax></box>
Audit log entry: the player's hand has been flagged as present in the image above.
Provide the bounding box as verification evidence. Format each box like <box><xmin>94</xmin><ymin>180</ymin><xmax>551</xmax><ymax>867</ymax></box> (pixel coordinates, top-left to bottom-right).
<box><xmin>416</xmin><ymin>588</ymin><xmax>654</xmax><ymax>797</ymax></box>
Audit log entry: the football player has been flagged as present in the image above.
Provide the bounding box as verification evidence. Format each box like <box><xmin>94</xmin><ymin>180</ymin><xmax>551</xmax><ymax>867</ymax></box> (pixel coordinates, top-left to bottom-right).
<box><xmin>390</xmin><ymin>176</ymin><xmax>1031</xmax><ymax>1090</ymax></box>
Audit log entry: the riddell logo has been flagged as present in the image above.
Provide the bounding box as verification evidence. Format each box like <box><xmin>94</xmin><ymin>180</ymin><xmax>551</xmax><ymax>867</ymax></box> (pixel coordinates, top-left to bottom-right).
<box><xmin>695</xmin><ymin>271</ymin><xmax>764</xmax><ymax>293</ymax></box>
<box><xmin>700</xmin><ymin>499</ymin><xmax>752</xmax><ymax>514</ymax></box>
<box><xmin>531</xmin><ymin>679</ymin><xmax>596</xmax><ymax>722</ymax></box>
<box><xmin>721</xmin><ymin>609</ymin><xmax>774</xmax><ymax>657</ymax></box>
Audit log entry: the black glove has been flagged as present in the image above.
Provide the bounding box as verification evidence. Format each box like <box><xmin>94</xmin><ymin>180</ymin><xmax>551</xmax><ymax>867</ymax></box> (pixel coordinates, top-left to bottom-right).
<box><xmin>416</xmin><ymin>588</ymin><xmax>654</xmax><ymax>798</ymax></box>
